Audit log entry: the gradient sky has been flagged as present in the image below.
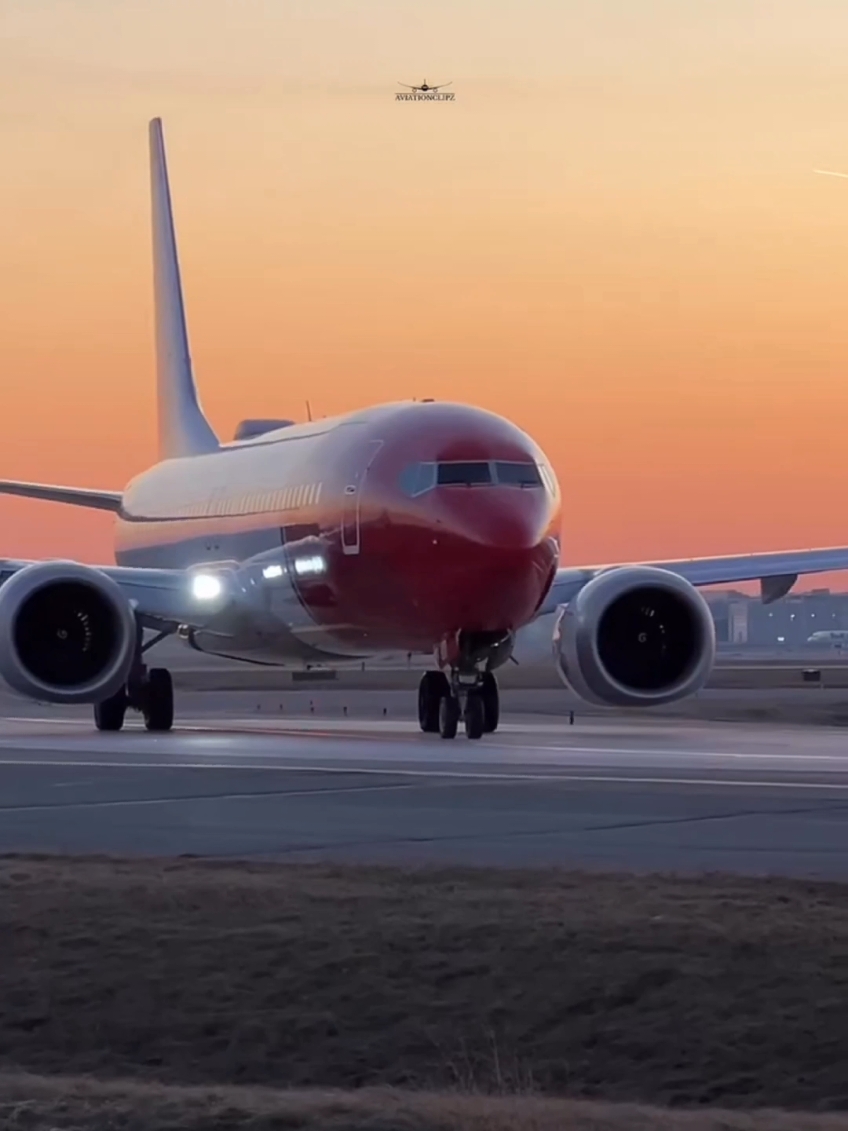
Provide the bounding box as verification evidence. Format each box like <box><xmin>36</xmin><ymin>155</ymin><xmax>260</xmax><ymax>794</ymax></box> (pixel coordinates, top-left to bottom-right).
<box><xmin>3</xmin><ymin>1</ymin><xmax>848</xmax><ymax>584</ymax></box>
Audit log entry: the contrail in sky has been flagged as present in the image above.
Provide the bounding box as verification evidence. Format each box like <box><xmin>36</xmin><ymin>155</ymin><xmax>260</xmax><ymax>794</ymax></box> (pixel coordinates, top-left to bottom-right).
<box><xmin>814</xmin><ymin>169</ymin><xmax>848</xmax><ymax>179</ymax></box>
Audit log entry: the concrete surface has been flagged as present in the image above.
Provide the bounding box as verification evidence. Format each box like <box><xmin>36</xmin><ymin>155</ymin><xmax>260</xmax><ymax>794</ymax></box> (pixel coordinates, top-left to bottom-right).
<box><xmin>3</xmin><ymin>695</ymin><xmax>848</xmax><ymax>876</ymax></box>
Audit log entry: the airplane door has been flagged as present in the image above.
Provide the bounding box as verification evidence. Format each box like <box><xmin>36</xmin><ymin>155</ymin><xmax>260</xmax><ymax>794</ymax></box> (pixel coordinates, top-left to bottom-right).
<box><xmin>341</xmin><ymin>440</ymin><xmax>383</xmax><ymax>555</ymax></box>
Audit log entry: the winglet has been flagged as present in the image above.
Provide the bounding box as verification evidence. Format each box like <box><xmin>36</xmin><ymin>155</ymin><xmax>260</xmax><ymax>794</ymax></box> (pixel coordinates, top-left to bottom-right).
<box><xmin>149</xmin><ymin>118</ymin><xmax>219</xmax><ymax>460</ymax></box>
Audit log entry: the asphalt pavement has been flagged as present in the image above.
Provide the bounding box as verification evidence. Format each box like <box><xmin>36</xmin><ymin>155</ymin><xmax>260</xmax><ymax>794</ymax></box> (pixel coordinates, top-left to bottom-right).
<box><xmin>2</xmin><ymin>699</ymin><xmax>848</xmax><ymax>876</ymax></box>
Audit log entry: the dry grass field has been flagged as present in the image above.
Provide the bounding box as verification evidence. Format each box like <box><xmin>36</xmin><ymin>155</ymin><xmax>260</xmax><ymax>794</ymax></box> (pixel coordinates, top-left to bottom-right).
<box><xmin>3</xmin><ymin>856</ymin><xmax>848</xmax><ymax>1127</ymax></box>
<box><xmin>6</xmin><ymin>1073</ymin><xmax>848</xmax><ymax>1131</ymax></box>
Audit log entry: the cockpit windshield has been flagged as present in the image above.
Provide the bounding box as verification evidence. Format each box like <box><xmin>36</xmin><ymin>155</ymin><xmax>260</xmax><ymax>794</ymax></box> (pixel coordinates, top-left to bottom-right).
<box><xmin>399</xmin><ymin>460</ymin><xmax>544</xmax><ymax>496</ymax></box>
<box><xmin>493</xmin><ymin>461</ymin><xmax>542</xmax><ymax>486</ymax></box>
<box><xmin>437</xmin><ymin>461</ymin><xmax>492</xmax><ymax>486</ymax></box>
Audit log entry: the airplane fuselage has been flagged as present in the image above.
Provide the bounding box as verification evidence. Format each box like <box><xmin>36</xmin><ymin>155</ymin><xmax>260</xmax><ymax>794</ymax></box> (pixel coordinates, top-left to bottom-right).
<box><xmin>116</xmin><ymin>401</ymin><xmax>562</xmax><ymax>666</ymax></box>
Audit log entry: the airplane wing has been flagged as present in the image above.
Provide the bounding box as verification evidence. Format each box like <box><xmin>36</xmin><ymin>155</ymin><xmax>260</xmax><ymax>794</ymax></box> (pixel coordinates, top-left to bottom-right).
<box><xmin>0</xmin><ymin>559</ymin><xmax>228</xmax><ymax>632</ymax></box>
<box><xmin>538</xmin><ymin>546</ymin><xmax>848</xmax><ymax>616</ymax></box>
<box><xmin>0</xmin><ymin>480</ymin><xmax>122</xmax><ymax>512</ymax></box>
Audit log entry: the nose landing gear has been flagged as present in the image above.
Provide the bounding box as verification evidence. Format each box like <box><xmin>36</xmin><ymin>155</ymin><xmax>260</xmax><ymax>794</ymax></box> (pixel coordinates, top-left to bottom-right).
<box><xmin>438</xmin><ymin>692</ymin><xmax>460</xmax><ymax>739</ymax></box>
<box><xmin>417</xmin><ymin>669</ymin><xmax>500</xmax><ymax>740</ymax></box>
<box><xmin>418</xmin><ymin>670</ymin><xmax>450</xmax><ymax>733</ymax></box>
<box><xmin>463</xmin><ymin>687</ymin><xmax>485</xmax><ymax>740</ymax></box>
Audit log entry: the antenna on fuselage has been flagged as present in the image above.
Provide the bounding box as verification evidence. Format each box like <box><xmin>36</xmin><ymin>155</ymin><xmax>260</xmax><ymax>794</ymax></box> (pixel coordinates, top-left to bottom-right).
<box><xmin>306</xmin><ymin>399</ymin><xmax>313</xmax><ymax>422</ymax></box>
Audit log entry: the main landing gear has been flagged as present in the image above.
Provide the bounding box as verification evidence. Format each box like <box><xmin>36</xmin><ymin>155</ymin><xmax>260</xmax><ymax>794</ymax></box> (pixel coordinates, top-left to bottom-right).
<box><xmin>418</xmin><ymin>670</ymin><xmax>499</xmax><ymax>741</ymax></box>
<box><xmin>94</xmin><ymin>631</ymin><xmax>175</xmax><ymax>733</ymax></box>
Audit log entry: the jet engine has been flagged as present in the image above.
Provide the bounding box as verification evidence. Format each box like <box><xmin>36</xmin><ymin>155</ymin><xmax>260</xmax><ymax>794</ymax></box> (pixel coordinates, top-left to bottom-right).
<box><xmin>0</xmin><ymin>562</ymin><xmax>137</xmax><ymax>704</ymax></box>
<box><xmin>553</xmin><ymin>566</ymin><xmax>716</xmax><ymax>707</ymax></box>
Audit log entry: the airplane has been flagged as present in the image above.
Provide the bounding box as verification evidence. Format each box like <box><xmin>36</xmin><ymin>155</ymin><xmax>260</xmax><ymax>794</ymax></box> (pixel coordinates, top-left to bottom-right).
<box><xmin>398</xmin><ymin>81</ymin><xmax>452</xmax><ymax>93</ymax></box>
<box><xmin>807</xmin><ymin>630</ymin><xmax>848</xmax><ymax>646</ymax></box>
<box><xmin>3</xmin><ymin>118</ymin><xmax>848</xmax><ymax>740</ymax></box>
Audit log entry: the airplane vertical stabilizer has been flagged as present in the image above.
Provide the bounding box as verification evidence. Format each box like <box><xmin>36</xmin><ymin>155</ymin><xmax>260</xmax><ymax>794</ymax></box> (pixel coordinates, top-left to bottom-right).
<box><xmin>149</xmin><ymin>117</ymin><xmax>219</xmax><ymax>460</ymax></box>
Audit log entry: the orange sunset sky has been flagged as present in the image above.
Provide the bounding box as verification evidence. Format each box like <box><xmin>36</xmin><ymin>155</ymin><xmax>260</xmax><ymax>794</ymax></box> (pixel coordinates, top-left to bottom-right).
<box><xmin>3</xmin><ymin>0</ymin><xmax>848</xmax><ymax>583</ymax></box>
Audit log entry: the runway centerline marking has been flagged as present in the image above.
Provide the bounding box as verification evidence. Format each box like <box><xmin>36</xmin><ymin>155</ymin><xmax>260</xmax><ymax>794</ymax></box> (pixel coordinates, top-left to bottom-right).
<box><xmin>6</xmin><ymin>717</ymin><xmax>848</xmax><ymax>765</ymax></box>
<box><xmin>0</xmin><ymin>779</ymin><xmax>427</xmax><ymax>814</ymax></box>
<box><xmin>3</xmin><ymin>728</ymin><xmax>848</xmax><ymax>768</ymax></box>
<box><xmin>1</xmin><ymin>756</ymin><xmax>848</xmax><ymax>792</ymax></box>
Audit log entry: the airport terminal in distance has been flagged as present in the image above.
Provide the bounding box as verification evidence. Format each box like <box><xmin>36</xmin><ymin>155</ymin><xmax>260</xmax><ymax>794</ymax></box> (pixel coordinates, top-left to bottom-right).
<box><xmin>708</xmin><ymin>587</ymin><xmax>848</xmax><ymax>649</ymax></box>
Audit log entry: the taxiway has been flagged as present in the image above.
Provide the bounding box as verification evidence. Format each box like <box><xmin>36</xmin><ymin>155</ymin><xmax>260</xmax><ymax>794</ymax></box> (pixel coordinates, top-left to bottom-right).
<box><xmin>2</xmin><ymin>697</ymin><xmax>848</xmax><ymax>876</ymax></box>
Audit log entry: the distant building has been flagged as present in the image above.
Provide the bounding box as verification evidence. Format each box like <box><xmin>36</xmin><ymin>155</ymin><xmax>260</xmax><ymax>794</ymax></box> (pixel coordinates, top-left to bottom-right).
<box><xmin>709</xmin><ymin>593</ymin><xmax>749</xmax><ymax>644</ymax></box>
<box><xmin>707</xmin><ymin>589</ymin><xmax>848</xmax><ymax>648</ymax></box>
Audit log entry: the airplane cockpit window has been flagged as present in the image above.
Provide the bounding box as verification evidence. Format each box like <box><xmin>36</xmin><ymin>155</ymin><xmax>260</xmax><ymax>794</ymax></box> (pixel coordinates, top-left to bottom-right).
<box><xmin>399</xmin><ymin>460</ymin><xmax>546</xmax><ymax>495</ymax></box>
<box><xmin>436</xmin><ymin>461</ymin><xmax>492</xmax><ymax>486</ymax></box>
<box><xmin>493</xmin><ymin>461</ymin><xmax>543</xmax><ymax>486</ymax></box>
<box><xmin>399</xmin><ymin>462</ymin><xmax>437</xmax><ymax>497</ymax></box>
<box><xmin>538</xmin><ymin>463</ymin><xmax>556</xmax><ymax>494</ymax></box>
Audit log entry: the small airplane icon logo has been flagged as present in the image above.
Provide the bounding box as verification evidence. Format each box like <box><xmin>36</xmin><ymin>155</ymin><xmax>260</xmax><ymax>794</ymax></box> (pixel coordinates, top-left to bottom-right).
<box><xmin>398</xmin><ymin>80</ymin><xmax>452</xmax><ymax>93</ymax></box>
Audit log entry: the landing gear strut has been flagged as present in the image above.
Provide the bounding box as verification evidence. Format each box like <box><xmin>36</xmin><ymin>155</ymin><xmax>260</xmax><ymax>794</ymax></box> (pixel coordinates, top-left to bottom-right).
<box><xmin>94</xmin><ymin>629</ymin><xmax>175</xmax><ymax>733</ymax></box>
<box><xmin>417</xmin><ymin>669</ymin><xmax>500</xmax><ymax>741</ymax></box>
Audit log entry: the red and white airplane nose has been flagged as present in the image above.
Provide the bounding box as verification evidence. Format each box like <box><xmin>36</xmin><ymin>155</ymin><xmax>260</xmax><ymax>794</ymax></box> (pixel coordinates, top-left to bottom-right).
<box><xmin>398</xmin><ymin>484</ymin><xmax>559</xmax><ymax>643</ymax></box>
<box><xmin>320</xmin><ymin>405</ymin><xmax>563</xmax><ymax>658</ymax></box>
<box><xmin>434</xmin><ymin>484</ymin><xmax>550</xmax><ymax>551</ymax></box>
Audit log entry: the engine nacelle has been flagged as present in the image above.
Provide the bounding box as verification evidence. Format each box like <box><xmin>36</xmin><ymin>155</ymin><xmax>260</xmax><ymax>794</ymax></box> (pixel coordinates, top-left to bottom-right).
<box><xmin>0</xmin><ymin>562</ymin><xmax>137</xmax><ymax>704</ymax></box>
<box><xmin>553</xmin><ymin>566</ymin><xmax>716</xmax><ymax>707</ymax></box>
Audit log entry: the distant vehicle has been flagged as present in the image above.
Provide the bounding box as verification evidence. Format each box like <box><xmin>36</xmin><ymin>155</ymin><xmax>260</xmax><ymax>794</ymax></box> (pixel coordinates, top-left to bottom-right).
<box><xmin>807</xmin><ymin>630</ymin><xmax>848</xmax><ymax>646</ymax></box>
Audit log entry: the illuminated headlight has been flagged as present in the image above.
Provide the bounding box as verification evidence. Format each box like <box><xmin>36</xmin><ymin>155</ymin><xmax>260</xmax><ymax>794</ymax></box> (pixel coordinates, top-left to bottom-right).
<box><xmin>191</xmin><ymin>572</ymin><xmax>224</xmax><ymax>601</ymax></box>
<box><xmin>293</xmin><ymin>554</ymin><xmax>326</xmax><ymax>577</ymax></box>
<box><xmin>262</xmin><ymin>563</ymin><xmax>284</xmax><ymax>580</ymax></box>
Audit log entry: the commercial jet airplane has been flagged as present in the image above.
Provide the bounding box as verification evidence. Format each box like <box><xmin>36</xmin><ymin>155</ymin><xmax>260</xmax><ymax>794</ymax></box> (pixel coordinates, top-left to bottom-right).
<box><xmin>3</xmin><ymin>119</ymin><xmax>848</xmax><ymax>739</ymax></box>
<box><xmin>808</xmin><ymin>630</ymin><xmax>848</xmax><ymax>647</ymax></box>
<box><xmin>398</xmin><ymin>81</ymin><xmax>452</xmax><ymax>93</ymax></box>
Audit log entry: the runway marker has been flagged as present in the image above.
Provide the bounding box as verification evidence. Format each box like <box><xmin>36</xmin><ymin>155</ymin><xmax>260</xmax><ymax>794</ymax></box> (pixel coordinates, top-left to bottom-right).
<box><xmin>4</xmin><ymin>720</ymin><xmax>848</xmax><ymax>767</ymax></box>
<box><xmin>1</xmin><ymin>755</ymin><xmax>848</xmax><ymax>792</ymax></box>
<box><xmin>2</xmin><ymin>716</ymin><xmax>92</xmax><ymax>726</ymax></box>
<box><xmin>182</xmin><ymin>738</ymin><xmax>848</xmax><ymax>767</ymax></box>
<box><xmin>0</xmin><ymin>777</ymin><xmax>425</xmax><ymax>814</ymax></box>
<box><xmin>5</xmin><ymin>718</ymin><xmax>848</xmax><ymax>771</ymax></box>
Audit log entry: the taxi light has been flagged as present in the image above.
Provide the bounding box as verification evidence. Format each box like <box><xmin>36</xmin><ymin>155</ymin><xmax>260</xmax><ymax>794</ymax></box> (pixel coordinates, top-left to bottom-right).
<box><xmin>191</xmin><ymin>573</ymin><xmax>223</xmax><ymax>601</ymax></box>
<box><xmin>262</xmin><ymin>563</ymin><xmax>284</xmax><ymax>580</ymax></box>
<box><xmin>293</xmin><ymin>554</ymin><xmax>326</xmax><ymax>577</ymax></box>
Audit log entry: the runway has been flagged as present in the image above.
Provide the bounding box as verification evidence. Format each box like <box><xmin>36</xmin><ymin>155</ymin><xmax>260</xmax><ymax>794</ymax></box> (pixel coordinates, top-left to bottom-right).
<box><xmin>3</xmin><ymin>703</ymin><xmax>848</xmax><ymax>876</ymax></box>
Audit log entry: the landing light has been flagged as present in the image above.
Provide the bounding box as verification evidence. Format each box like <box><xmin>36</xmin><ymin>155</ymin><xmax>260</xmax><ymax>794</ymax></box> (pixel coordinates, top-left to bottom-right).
<box><xmin>294</xmin><ymin>554</ymin><xmax>326</xmax><ymax>577</ymax></box>
<box><xmin>262</xmin><ymin>563</ymin><xmax>284</xmax><ymax>580</ymax></box>
<box><xmin>191</xmin><ymin>573</ymin><xmax>223</xmax><ymax>601</ymax></box>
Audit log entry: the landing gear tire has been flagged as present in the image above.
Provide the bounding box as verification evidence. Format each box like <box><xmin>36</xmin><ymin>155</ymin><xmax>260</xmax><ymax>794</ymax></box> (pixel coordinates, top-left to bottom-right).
<box><xmin>144</xmin><ymin>668</ymin><xmax>174</xmax><ymax>733</ymax></box>
<box><xmin>418</xmin><ymin>671</ymin><xmax>449</xmax><ymax>733</ymax></box>
<box><xmin>438</xmin><ymin>693</ymin><xmax>460</xmax><ymax>739</ymax></box>
<box><xmin>481</xmin><ymin>671</ymin><xmax>499</xmax><ymax>734</ymax></box>
<box><xmin>464</xmin><ymin>691</ymin><xmax>485</xmax><ymax>740</ymax></box>
<box><xmin>94</xmin><ymin>689</ymin><xmax>127</xmax><ymax>732</ymax></box>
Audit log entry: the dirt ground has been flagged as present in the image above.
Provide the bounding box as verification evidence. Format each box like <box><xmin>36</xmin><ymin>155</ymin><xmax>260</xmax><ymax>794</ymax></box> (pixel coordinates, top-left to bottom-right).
<box><xmin>4</xmin><ymin>858</ymin><xmax>848</xmax><ymax>1113</ymax></box>
<box><xmin>5</xmin><ymin>1073</ymin><xmax>848</xmax><ymax>1131</ymax></box>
